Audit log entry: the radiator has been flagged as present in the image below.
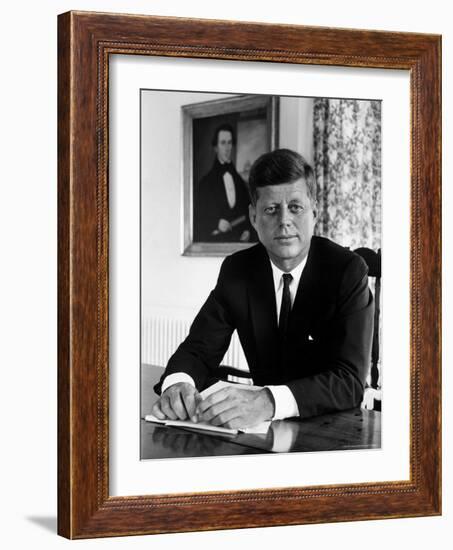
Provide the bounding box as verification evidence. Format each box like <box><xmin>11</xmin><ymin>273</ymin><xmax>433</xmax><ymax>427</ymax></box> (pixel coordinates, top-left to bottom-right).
<box><xmin>141</xmin><ymin>316</ymin><xmax>248</xmax><ymax>370</ymax></box>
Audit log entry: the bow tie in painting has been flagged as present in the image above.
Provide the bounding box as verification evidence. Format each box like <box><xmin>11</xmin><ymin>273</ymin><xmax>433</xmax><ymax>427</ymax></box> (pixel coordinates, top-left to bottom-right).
<box><xmin>220</xmin><ymin>162</ymin><xmax>233</xmax><ymax>175</ymax></box>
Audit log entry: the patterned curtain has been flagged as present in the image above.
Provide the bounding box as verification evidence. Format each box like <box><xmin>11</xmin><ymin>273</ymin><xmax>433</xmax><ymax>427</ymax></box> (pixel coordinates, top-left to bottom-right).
<box><xmin>313</xmin><ymin>98</ymin><xmax>381</xmax><ymax>251</ymax></box>
<box><xmin>313</xmin><ymin>99</ymin><xmax>382</xmax><ymax>401</ymax></box>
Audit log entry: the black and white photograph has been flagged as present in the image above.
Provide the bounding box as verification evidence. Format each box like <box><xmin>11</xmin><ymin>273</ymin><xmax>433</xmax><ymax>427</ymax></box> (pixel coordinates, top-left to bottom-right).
<box><xmin>140</xmin><ymin>89</ymin><xmax>382</xmax><ymax>460</ymax></box>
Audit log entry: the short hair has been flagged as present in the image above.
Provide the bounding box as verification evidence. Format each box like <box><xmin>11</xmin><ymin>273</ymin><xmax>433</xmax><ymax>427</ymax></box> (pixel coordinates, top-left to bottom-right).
<box><xmin>211</xmin><ymin>123</ymin><xmax>236</xmax><ymax>147</ymax></box>
<box><xmin>248</xmin><ymin>148</ymin><xmax>317</xmax><ymax>205</ymax></box>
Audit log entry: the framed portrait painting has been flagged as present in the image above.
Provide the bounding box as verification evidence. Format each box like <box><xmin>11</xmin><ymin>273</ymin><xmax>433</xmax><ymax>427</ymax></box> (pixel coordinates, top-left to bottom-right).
<box><xmin>58</xmin><ymin>11</ymin><xmax>441</xmax><ymax>539</ymax></box>
<box><xmin>182</xmin><ymin>93</ymin><xmax>279</xmax><ymax>256</ymax></box>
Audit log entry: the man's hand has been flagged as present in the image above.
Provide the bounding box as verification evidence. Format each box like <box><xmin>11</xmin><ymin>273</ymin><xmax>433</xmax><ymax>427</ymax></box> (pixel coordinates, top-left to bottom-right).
<box><xmin>152</xmin><ymin>382</ymin><xmax>201</xmax><ymax>422</ymax></box>
<box><xmin>217</xmin><ymin>218</ymin><xmax>232</xmax><ymax>233</ymax></box>
<box><xmin>196</xmin><ymin>387</ymin><xmax>275</xmax><ymax>429</ymax></box>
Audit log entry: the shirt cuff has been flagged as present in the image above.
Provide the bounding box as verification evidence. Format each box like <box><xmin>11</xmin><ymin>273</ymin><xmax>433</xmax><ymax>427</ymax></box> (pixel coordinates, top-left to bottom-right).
<box><xmin>265</xmin><ymin>385</ymin><xmax>299</xmax><ymax>420</ymax></box>
<box><xmin>161</xmin><ymin>373</ymin><xmax>196</xmax><ymax>393</ymax></box>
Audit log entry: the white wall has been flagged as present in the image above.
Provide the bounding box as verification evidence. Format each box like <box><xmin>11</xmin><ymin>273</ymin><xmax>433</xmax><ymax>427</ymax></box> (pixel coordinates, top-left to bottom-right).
<box><xmin>1</xmin><ymin>1</ymin><xmax>450</xmax><ymax>549</ymax></box>
<box><xmin>280</xmin><ymin>96</ymin><xmax>314</xmax><ymax>163</ymax></box>
<box><xmin>141</xmin><ymin>91</ymin><xmax>228</xmax><ymax>319</ymax></box>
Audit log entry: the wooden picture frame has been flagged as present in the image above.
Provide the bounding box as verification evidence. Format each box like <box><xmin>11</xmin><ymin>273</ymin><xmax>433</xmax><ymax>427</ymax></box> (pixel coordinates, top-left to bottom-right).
<box><xmin>58</xmin><ymin>11</ymin><xmax>441</xmax><ymax>538</ymax></box>
<box><xmin>182</xmin><ymin>93</ymin><xmax>279</xmax><ymax>256</ymax></box>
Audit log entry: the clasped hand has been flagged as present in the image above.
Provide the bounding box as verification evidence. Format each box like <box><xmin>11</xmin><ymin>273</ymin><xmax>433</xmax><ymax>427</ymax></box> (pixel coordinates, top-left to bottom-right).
<box><xmin>152</xmin><ymin>382</ymin><xmax>274</xmax><ymax>429</ymax></box>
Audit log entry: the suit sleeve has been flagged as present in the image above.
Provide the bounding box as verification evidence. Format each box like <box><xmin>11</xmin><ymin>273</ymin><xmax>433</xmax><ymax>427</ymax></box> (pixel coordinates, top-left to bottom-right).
<box><xmin>287</xmin><ymin>255</ymin><xmax>374</xmax><ymax>418</ymax></box>
<box><xmin>154</xmin><ymin>258</ymin><xmax>235</xmax><ymax>395</ymax></box>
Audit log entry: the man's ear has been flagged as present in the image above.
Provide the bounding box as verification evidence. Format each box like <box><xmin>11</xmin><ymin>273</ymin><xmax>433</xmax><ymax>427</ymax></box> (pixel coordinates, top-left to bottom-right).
<box><xmin>249</xmin><ymin>203</ymin><xmax>257</xmax><ymax>229</ymax></box>
<box><xmin>312</xmin><ymin>200</ymin><xmax>318</xmax><ymax>221</ymax></box>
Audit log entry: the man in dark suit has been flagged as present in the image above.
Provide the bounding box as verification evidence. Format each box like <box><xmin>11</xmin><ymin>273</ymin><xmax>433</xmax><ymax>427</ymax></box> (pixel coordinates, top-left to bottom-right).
<box><xmin>153</xmin><ymin>149</ymin><xmax>374</xmax><ymax>428</ymax></box>
<box><xmin>194</xmin><ymin>124</ymin><xmax>256</xmax><ymax>243</ymax></box>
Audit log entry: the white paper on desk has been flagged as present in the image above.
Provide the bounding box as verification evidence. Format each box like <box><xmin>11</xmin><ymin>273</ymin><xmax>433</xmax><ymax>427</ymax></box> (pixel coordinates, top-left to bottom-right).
<box><xmin>145</xmin><ymin>381</ymin><xmax>271</xmax><ymax>434</ymax></box>
<box><xmin>144</xmin><ymin>414</ymin><xmax>239</xmax><ymax>435</ymax></box>
<box><xmin>144</xmin><ymin>414</ymin><xmax>270</xmax><ymax>435</ymax></box>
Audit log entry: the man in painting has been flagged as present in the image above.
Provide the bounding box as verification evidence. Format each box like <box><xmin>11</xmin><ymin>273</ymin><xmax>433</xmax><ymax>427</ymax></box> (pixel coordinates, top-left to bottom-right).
<box><xmin>153</xmin><ymin>148</ymin><xmax>374</xmax><ymax>428</ymax></box>
<box><xmin>195</xmin><ymin>123</ymin><xmax>255</xmax><ymax>243</ymax></box>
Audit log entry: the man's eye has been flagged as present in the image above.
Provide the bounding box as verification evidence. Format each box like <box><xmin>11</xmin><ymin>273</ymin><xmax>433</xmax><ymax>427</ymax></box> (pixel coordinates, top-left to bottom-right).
<box><xmin>289</xmin><ymin>204</ymin><xmax>304</xmax><ymax>213</ymax></box>
<box><xmin>264</xmin><ymin>206</ymin><xmax>276</xmax><ymax>214</ymax></box>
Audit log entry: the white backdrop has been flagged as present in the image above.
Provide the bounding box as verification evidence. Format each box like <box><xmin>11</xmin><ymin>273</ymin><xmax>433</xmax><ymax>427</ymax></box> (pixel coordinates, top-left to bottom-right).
<box><xmin>0</xmin><ymin>1</ymin><xmax>450</xmax><ymax>548</ymax></box>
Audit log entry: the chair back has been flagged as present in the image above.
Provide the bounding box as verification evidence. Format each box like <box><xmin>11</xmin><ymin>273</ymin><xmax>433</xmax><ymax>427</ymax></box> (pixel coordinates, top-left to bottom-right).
<box><xmin>354</xmin><ymin>247</ymin><xmax>382</xmax><ymax>410</ymax></box>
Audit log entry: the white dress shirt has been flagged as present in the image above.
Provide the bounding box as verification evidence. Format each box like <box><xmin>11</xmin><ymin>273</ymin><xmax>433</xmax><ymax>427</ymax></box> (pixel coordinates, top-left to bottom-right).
<box><xmin>161</xmin><ymin>255</ymin><xmax>308</xmax><ymax>420</ymax></box>
<box><xmin>223</xmin><ymin>171</ymin><xmax>236</xmax><ymax>209</ymax></box>
<box><xmin>265</xmin><ymin>256</ymin><xmax>307</xmax><ymax>419</ymax></box>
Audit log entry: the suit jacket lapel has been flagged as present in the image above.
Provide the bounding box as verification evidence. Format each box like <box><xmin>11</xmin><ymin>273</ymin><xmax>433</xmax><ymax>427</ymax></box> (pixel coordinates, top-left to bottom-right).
<box><xmin>247</xmin><ymin>246</ymin><xmax>280</xmax><ymax>374</ymax></box>
<box><xmin>246</xmin><ymin>239</ymin><xmax>320</xmax><ymax>373</ymax></box>
<box><xmin>289</xmin><ymin>237</ymin><xmax>319</xmax><ymax>336</ymax></box>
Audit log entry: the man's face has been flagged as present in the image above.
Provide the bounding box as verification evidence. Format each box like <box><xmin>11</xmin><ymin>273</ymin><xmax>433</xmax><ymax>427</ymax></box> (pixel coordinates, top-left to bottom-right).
<box><xmin>249</xmin><ymin>178</ymin><xmax>317</xmax><ymax>271</ymax></box>
<box><xmin>215</xmin><ymin>130</ymin><xmax>233</xmax><ymax>163</ymax></box>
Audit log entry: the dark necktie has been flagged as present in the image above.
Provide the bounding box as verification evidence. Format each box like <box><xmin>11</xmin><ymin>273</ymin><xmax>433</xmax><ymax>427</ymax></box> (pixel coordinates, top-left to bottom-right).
<box><xmin>279</xmin><ymin>273</ymin><xmax>293</xmax><ymax>338</ymax></box>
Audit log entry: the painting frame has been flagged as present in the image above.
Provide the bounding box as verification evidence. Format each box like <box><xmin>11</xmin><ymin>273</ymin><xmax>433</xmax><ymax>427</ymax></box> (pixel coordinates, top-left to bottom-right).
<box><xmin>181</xmin><ymin>93</ymin><xmax>279</xmax><ymax>256</ymax></box>
<box><xmin>58</xmin><ymin>11</ymin><xmax>441</xmax><ymax>538</ymax></box>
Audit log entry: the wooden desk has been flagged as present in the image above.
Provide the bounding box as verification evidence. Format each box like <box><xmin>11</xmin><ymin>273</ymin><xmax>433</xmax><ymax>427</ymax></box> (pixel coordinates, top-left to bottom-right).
<box><xmin>141</xmin><ymin>420</ymin><xmax>268</xmax><ymax>459</ymax></box>
<box><xmin>141</xmin><ymin>364</ymin><xmax>381</xmax><ymax>460</ymax></box>
<box><xmin>141</xmin><ymin>409</ymin><xmax>380</xmax><ymax>459</ymax></box>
